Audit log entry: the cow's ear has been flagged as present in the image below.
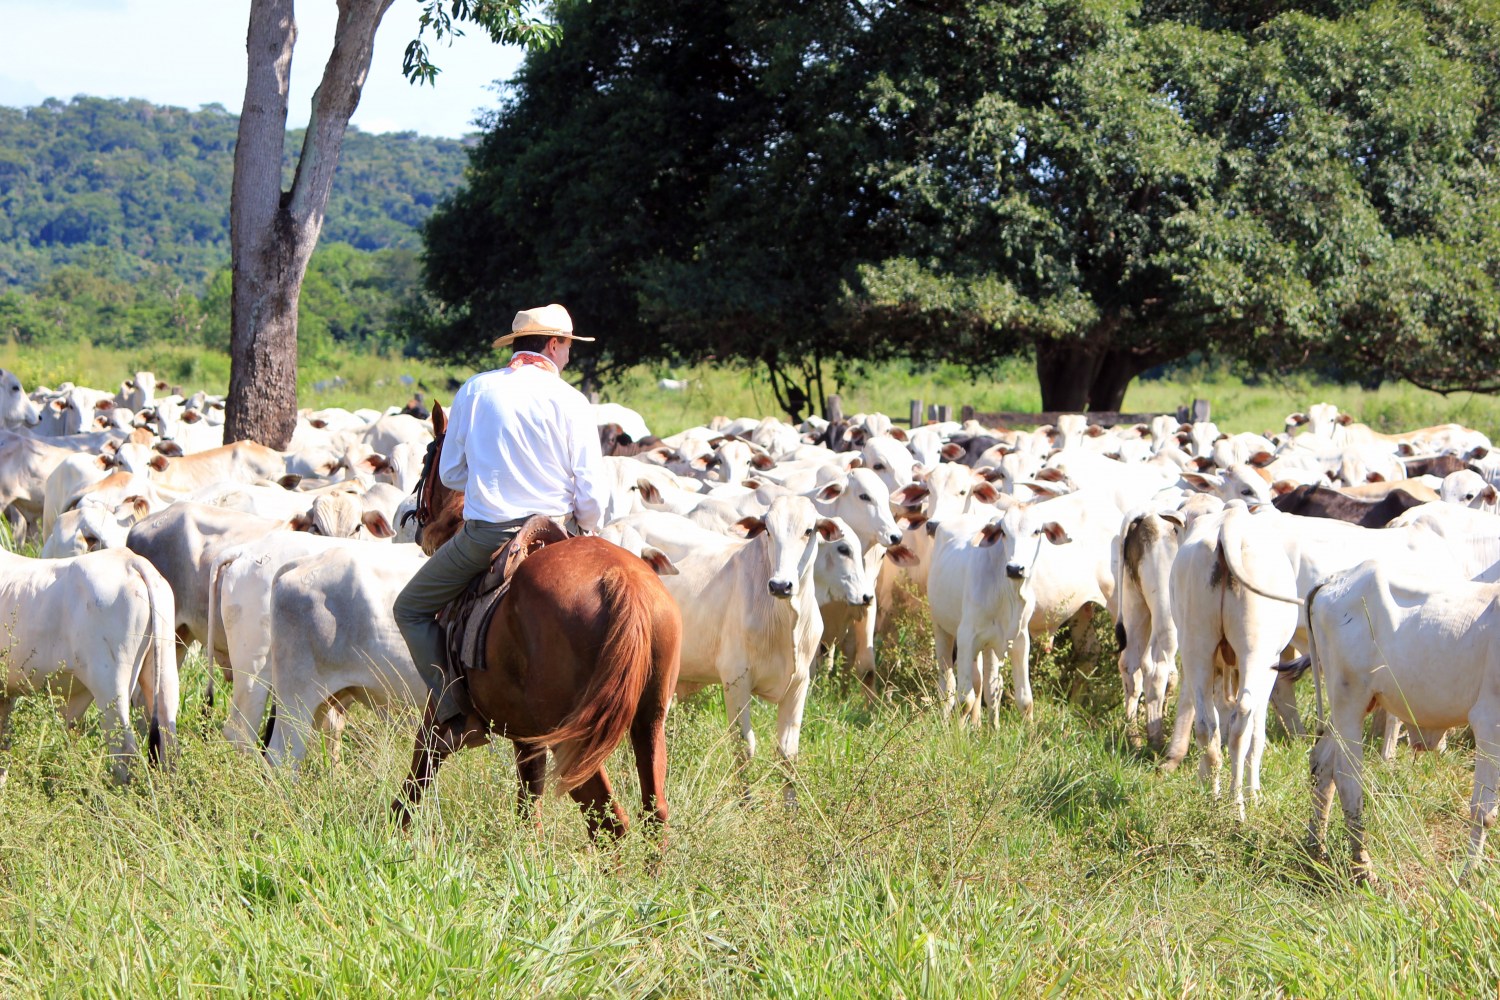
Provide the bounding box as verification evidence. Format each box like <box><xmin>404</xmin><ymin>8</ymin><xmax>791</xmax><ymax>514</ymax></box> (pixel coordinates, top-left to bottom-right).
<box><xmin>1034</xmin><ymin>467</ymin><xmax>1068</xmax><ymax>483</ymax></box>
<box><xmin>1041</xmin><ymin>521</ymin><xmax>1072</xmax><ymax>544</ymax></box>
<box><xmin>155</xmin><ymin>441</ymin><xmax>184</xmax><ymax>457</ymax></box>
<box><xmin>845</xmin><ymin>455</ymin><xmax>864</xmax><ymax>469</ymax></box>
<box><xmin>816</xmin><ymin>481</ymin><xmax>845</xmax><ymax>501</ymax></box>
<box><xmin>899</xmin><ymin>513</ymin><xmax>928</xmax><ymax>530</ymax></box>
<box><xmin>940</xmin><ymin>442</ymin><xmax>965</xmax><ymax>462</ymax></box>
<box><xmin>638</xmin><ymin>546</ymin><xmax>679</xmax><ymax>576</ymax></box>
<box><xmin>182</xmin><ymin>410</ymin><xmax>202</xmax><ymax>424</ymax></box>
<box><xmin>1468</xmin><ymin>446</ymin><xmax>1489</xmax><ymax>461</ymax></box>
<box><xmin>1158</xmin><ymin>510</ymin><xmax>1187</xmax><ymax>530</ymax></box>
<box><xmin>278</xmin><ymin>474</ymin><xmax>303</xmax><ymax>491</ymax></box>
<box><xmin>733</xmin><ymin>516</ymin><xmax>768</xmax><ymax>539</ymax></box>
<box><xmin>147</xmin><ymin>455</ymin><xmax>170</xmax><ymax>473</ymax></box>
<box><xmin>1019</xmin><ymin>480</ymin><xmax>1066</xmax><ymax>500</ymax></box>
<box><xmin>1271</xmin><ymin>479</ymin><xmax>1298</xmax><ymax>497</ymax></box>
<box><xmin>124</xmin><ymin>496</ymin><xmax>151</xmax><ymax>522</ymax></box>
<box><xmin>635</xmin><ymin>480</ymin><xmax>663</xmax><ymax>505</ymax></box>
<box><xmin>1215</xmin><ymin>433</ymin><xmax>1228</xmax><ymax>442</ymax></box>
<box><xmin>94</xmin><ymin>398</ymin><xmax>114</xmax><ymax>411</ymax></box>
<box><xmin>886</xmin><ymin>543</ymin><xmax>919</xmax><ymax>566</ymax></box>
<box><xmin>51</xmin><ymin>398</ymin><xmax>66</xmax><ymax>411</ymax></box>
<box><xmin>310</xmin><ymin>417</ymin><xmax>328</xmax><ymax>429</ymax></box>
<box><xmin>1482</xmin><ymin>485</ymin><xmax>1499</xmax><ymax>505</ymax></box>
<box><xmin>123</xmin><ymin>379</ymin><xmax>135</xmax><ymax>390</ymax></box>
<box><xmin>96</xmin><ymin>454</ymin><xmax>113</xmax><ymax>470</ymax></box>
<box><xmin>976</xmin><ymin>522</ymin><xmax>1006</xmax><ymax>547</ymax></box>
<box><xmin>891</xmin><ymin>483</ymin><xmax>928</xmax><ymax>508</ymax></box>
<box><xmin>689</xmin><ymin>455</ymin><xmax>713</xmax><ymax>471</ymax></box>
<box><xmin>1247</xmin><ymin>450</ymin><xmax>1275</xmax><ymax>468</ymax></box>
<box><xmin>977</xmin><ymin>466</ymin><xmax>1004</xmax><ymax>483</ymax></box>
<box><xmin>1182</xmin><ymin>472</ymin><xmax>1218</xmax><ymax>492</ymax></box>
<box><xmin>846</xmin><ymin>426</ymin><xmax>867</xmax><ymax>445</ymax></box>
<box><xmin>1287</xmin><ymin>412</ymin><xmax>1308</xmax><ymax>426</ymax></box>
<box><xmin>1084</xmin><ymin>424</ymin><xmax>1105</xmax><ymax>438</ymax></box>
<box><xmin>156</xmin><ymin>380</ymin><xmax>169</xmax><ymax>392</ymax></box>
<box><xmin>741</xmin><ymin>478</ymin><xmax>762</xmax><ymax>490</ymax></box>
<box><xmin>925</xmin><ymin>519</ymin><xmax>941</xmax><ymax>537</ymax></box>
<box><xmin>288</xmin><ymin>513</ymin><xmax>314</xmax><ymax>532</ymax></box>
<box><xmin>815</xmin><ymin>518</ymin><xmax>843</xmax><ymax>540</ymax></box>
<box><xmin>1337</xmin><ymin>413</ymin><xmax>1354</xmax><ymax>425</ymax></box>
<box><xmin>1396</xmin><ymin>442</ymin><xmax>1416</xmax><ymax>457</ymax></box>
<box><xmin>751</xmin><ymin>453</ymin><xmax>775</xmax><ymax>470</ymax></box>
<box><xmin>361</xmin><ymin>511</ymin><xmax>396</xmax><ymax>539</ymax></box>
<box><xmin>889</xmin><ymin>427</ymin><xmax>909</xmax><ymax>442</ymax></box>
<box><xmin>1366</xmin><ymin>472</ymin><xmax>1386</xmax><ymax>483</ymax></box>
<box><xmin>972</xmin><ymin>482</ymin><xmax>1000</xmax><ymax>504</ymax></box>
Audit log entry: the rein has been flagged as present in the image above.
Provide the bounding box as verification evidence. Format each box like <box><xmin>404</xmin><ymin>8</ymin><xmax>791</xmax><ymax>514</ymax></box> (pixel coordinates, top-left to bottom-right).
<box><xmin>403</xmin><ymin>434</ymin><xmax>445</xmax><ymax>530</ymax></box>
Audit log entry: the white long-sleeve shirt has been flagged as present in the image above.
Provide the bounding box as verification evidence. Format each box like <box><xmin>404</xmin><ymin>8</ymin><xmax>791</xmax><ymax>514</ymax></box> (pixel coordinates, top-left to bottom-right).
<box><xmin>439</xmin><ymin>361</ymin><xmax>607</xmax><ymax>531</ymax></box>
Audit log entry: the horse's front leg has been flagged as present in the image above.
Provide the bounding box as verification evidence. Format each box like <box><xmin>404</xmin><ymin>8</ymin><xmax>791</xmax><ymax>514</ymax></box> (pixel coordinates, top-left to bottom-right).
<box><xmin>514</xmin><ymin>738</ymin><xmax>547</xmax><ymax>832</ymax></box>
<box><xmin>390</xmin><ymin>701</ymin><xmax>484</xmax><ymax>827</ymax></box>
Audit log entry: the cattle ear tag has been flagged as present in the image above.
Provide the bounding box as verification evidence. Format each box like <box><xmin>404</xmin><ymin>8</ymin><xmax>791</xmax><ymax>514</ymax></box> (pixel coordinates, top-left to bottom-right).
<box><xmin>976</xmin><ymin>523</ymin><xmax>1005</xmax><ymax>547</ymax></box>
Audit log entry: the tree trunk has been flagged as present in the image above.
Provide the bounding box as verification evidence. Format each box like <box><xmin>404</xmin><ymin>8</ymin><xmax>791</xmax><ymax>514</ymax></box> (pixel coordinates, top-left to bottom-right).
<box><xmin>1035</xmin><ymin>339</ymin><xmax>1100</xmax><ymax>412</ymax></box>
<box><xmin>1085</xmin><ymin>347</ymin><xmax>1144</xmax><ymax>413</ymax></box>
<box><xmin>226</xmin><ymin>0</ymin><xmax>396</xmax><ymax>449</ymax></box>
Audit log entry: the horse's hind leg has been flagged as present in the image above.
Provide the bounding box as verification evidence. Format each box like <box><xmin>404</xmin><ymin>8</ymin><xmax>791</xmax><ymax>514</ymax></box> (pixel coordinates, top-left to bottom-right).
<box><xmin>569</xmin><ymin>769</ymin><xmax>629</xmax><ymax>843</ymax></box>
<box><xmin>513</xmin><ymin>739</ymin><xmax>547</xmax><ymax>830</ymax></box>
<box><xmin>631</xmin><ymin>712</ymin><xmax>669</xmax><ymax>837</ymax></box>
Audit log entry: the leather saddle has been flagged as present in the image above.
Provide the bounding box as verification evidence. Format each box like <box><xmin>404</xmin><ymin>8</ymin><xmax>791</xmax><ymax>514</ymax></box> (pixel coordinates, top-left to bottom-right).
<box><xmin>439</xmin><ymin>515</ymin><xmax>570</xmax><ymax>675</ymax></box>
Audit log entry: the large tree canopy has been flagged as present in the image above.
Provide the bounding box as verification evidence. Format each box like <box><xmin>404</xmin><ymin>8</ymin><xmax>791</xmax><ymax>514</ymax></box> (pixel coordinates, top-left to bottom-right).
<box><xmin>421</xmin><ymin>0</ymin><xmax>1500</xmax><ymax>412</ymax></box>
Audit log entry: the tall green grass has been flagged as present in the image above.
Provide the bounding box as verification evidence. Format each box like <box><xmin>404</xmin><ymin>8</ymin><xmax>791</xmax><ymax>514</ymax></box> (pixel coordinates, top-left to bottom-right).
<box><xmin>2</xmin><ymin>591</ymin><xmax>1498</xmax><ymax>997</ymax></box>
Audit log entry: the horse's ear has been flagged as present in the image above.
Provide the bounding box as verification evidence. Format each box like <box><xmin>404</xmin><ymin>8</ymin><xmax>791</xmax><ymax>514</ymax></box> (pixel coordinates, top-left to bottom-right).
<box><xmin>733</xmin><ymin>516</ymin><xmax>767</xmax><ymax>539</ymax></box>
<box><xmin>638</xmin><ymin>546</ymin><xmax>679</xmax><ymax>576</ymax></box>
<box><xmin>432</xmin><ymin>401</ymin><xmax>447</xmax><ymax>437</ymax></box>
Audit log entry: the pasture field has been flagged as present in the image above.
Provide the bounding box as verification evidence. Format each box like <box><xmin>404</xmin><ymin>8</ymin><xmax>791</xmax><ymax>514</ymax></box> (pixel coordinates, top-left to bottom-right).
<box><xmin>2</xmin><ymin>347</ymin><xmax>1499</xmax><ymax>995</ymax></box>
<box><xmin>2</xmin><ymin>587</ymin><xmax>1499</xmax><ymax>998</ymax></box>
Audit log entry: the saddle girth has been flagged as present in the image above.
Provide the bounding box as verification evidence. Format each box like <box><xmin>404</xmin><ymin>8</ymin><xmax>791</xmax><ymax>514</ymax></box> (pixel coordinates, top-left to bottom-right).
<box><xmin>438</xmin><ymin>515</ymin><xmax>571</xmax><ymax>675</ymax></box>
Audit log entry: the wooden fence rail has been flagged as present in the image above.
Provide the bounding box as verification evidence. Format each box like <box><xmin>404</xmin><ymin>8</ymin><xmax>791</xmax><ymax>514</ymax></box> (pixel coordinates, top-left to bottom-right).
<box><xmin>823</xmin><ymin>395</ymin><xmax>1211</xmax><ymax>428</ymax></box>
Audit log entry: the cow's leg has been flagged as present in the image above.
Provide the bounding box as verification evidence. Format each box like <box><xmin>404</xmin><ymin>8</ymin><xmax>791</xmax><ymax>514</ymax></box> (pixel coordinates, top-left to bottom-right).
<box><xmin>1465</xmin><ymin>710</ymin><xmax>1500</xmax><ymax>880</ymax></box>
<box><xmin>955</xmin><ymin>632</ymin><xmax>983</xmax><ymax>726</ymax></box>
<box><xmin>933</xmin><ymin>624</ymin><xmax>957</xmax><ymax>716</ymax></box>
<box><xmin>224</xmin><ymin>651</ymin><xmax>273</xmax><ymax>753</ymax></box>
<box><xmin>1117</xmin><ymin>588</ymin><xmax>1148</xmax><ymax>730</ymax></box>
<box><xmin>1007</xmin><ymin>629</ymin><xmax>1034</xmax><ymax>723</ymax></box>
<box><xmin>266</xmin><ymin>680</ymin><xmax>322</xmax><ymax>770</ymax></box>
<box><xmin>981</xmin><ymin>649</ymin><xmax>1002</xmax><ymax>727</ymax></box>
<box><xmin>1160</xmin><ymin>639</ymin><xmax>1203</xmax><ymax>774</ymax></box>
<box><xmin>1144</xmin><ymin>615</ymin><xmax>1178</xmax><ymax>750</ymax></box>
<box><xmin>314</xmin><ymin>695</ymin><xmax>350</xmax><ymax>766</ymax></box>
<box><xmin>774</xmin><ymin>673</ymin><xmax>810</xmax><ymax>807</ymax></box>
<box><xmin>568</xmin><ymin>768</ymin><xmax>628</xmax><ymax>843</ymax></box>
<box><xmin>723</xmin><ymin>668</ymin><xmax>757</xmax><ymax>764</ymax></box>
<box><xmin>513</xmin><ymin>739</ymin><xmax>548</xmax><ymax>830</ymax></box>
<box><xmin>96</xmin><ymin>678</ymin><xmax>138</xmax><ymax>785</ymax></box>
<box><xmin>1307</xmin><ymin>720</ymin><xmax>1337</xmax><ymax>867</ymax></box>
<box><xmin>0</xmin><ymin>697</ymin><xmax>13</xmax><ymax>787</ymax></box>
<box><xmin>1065</xmin><ymin>604</ymin><xmax>1099</xmax><ymax>701</ymax></box>
<box><xmin>1269</xmin><ymin>665</ymin><xmax>1304</xmax><ymax>739</ymax></box>
<box><xmin>1226</xmin><ymin>658</ymin><xmax>1279</xmax><ymax>821</ymax></box>
<box><xmin>1378</xmin><ymin>710</ymin><xmax>1403</xmax><ymax>762</ymax></box>
<box><xmin>855</xmin><ymin>602</ymin><xmax>878</xmax><ymax>701</ymax></box>
<box><xmin>1327</xmin><ymin>700</ymin><xmax>1371</xmax><ymax>882</ymax></box>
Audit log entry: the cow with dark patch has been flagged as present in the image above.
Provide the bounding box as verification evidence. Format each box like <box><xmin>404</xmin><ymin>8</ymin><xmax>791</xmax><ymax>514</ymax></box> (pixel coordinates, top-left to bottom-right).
<box><xmin>1399</xmin><ymin>453</ymin><xmax>1469</xmax><ymax>479</ymax></box>
<box><xmin>598</xmin><ymin>423</ymin><xmax>664</xmax><ymax>457</ymax></box>
<box><xmin>1271</xmin><ymin>484</ymin><xmax>1428</xmax><ymax>527</ymax></box>
<box><xmin>939</xmin><ymin>434</ymin><xmax>1007</xmax><ymax>467</ymax></box>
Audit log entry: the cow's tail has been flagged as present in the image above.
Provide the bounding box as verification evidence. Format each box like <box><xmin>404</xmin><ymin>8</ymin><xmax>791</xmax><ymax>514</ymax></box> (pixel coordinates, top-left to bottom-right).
<box><xmin>137</xmin><ymin>560</ymin><xmax>179</xmax><ymax>765</ymax></box>
<box><xmin>1217</xmin><ymin>504</ymin><xmax>1305</xmax><ymax>605</ymax></box>
<box><xmin>540</xmin><ymin>567</ymin><xmax>653</xmax><ymax>794</ymax></box>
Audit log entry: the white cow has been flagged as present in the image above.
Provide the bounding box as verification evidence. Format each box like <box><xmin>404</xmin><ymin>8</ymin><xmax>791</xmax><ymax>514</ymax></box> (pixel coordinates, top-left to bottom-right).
<box><xmin>0</xmin><ymin>370</ymin><xmax>41</xmax><ymax>430</ymax></box>
<box><xmin>264</xmin><ymin>544</ymin><xmax>429</xmax><ymax>766</ymax></box>
<box><xmin>0</xmin><ymin>548</ymin><xmax>177</xmax><ymax>782</ymax></box>
<box><xmin>1441</xmin><ymin>469</ymin><xmax>1499</xmax><ymax>513</ymax></box>
<box><xmin>1305</xmin><ymin>560</ymin><xmax>1500</xmax><ymax>881</ymax></box>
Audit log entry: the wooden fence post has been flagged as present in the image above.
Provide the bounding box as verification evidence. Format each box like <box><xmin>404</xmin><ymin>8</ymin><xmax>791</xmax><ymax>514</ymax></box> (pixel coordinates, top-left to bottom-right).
<box><xmin>936</xmin><ymin>404</ymin><xmax>952</xmax><ymax>422</ymax></box>
<box><xmin>960</xmin><ymin>404</ymin><xmax>975</xmax><ymax>423</ymax></box>
<box><xmin>910</xmin><ymin>399</ymin><xmax>923</xmax><ymax>427</ymax></box>
<box><xmin>1191</xmin><ymin>398</ymin><xmax>1211</xmax><ymax>423</ymax></box>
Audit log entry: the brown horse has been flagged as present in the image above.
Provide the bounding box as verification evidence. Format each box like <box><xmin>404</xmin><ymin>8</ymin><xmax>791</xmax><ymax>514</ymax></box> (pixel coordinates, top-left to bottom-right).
<box><xmin>391</xmin><ymin>403</ymin><xmax>682</xmax><ymax>842</ymax></box>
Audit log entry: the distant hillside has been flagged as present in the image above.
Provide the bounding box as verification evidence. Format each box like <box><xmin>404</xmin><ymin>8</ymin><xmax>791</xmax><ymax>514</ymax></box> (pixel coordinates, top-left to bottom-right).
<box><xmin>0</xmin><ymin>95</ymin><xmax>471</xmax><ymax>289</ymax></box>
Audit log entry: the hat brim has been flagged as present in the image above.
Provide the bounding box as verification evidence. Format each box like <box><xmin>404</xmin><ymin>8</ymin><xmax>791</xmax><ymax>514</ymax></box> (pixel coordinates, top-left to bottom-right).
<box><xmin>492</xmin><ymin>330</ymin><xmax>597</xmax><ymax>349</ymax></box>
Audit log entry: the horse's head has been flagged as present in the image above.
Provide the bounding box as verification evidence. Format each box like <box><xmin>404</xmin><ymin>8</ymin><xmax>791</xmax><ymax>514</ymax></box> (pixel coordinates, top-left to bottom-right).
<box><xmin>401</xmin><ymin>401</ymin><xmax>465</xmax><ymax>555</ymax></box>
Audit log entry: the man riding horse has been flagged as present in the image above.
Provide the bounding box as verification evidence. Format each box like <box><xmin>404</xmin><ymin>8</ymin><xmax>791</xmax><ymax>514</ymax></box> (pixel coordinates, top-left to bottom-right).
<box><xmin>393</xmin><ymin>303</ymin><xmax>608</xmax><ymax>757</ymax></box>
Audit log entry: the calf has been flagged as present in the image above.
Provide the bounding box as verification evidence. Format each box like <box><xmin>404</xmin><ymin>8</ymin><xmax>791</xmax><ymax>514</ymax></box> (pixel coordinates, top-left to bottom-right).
<box><xmin>0</xmin><ymin>548</ymin><xmax>177</xmax><ymax>782</ymax></box>
<box><xmin>265</xmin><ymin>544</ymin><xmax>429</xmax><ymax>766</ymax></box>
<box><xmin>1303</xmin><ymin>560</ymin><xmax>1500</xmax><ymax>881</ymax></box>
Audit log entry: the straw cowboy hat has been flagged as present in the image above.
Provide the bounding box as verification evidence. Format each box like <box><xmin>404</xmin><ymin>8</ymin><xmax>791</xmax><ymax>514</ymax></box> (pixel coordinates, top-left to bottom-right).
<box><xmin>492</xmin><ymin>303</ymin><xmax>597</xmax><ymax>349</ymax></box>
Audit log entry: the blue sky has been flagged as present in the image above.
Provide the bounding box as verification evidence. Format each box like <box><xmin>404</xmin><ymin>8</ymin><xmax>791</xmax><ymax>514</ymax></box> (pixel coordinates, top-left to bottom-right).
<box><xmin>0</xmin><ymin>0</ymin><xmax>526</xmax><ymax>137</ymax></box>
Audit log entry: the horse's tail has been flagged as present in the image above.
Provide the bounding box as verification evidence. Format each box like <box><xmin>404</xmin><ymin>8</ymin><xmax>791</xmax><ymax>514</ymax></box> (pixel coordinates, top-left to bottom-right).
<box><xmin>542</xmin><ymin>566</ymin><xmax>654</xmax><ymax>793</ymax></box>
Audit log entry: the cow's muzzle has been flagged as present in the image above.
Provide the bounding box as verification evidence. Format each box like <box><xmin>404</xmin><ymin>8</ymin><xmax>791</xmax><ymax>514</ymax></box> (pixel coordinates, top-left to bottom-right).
<box><xmin>768</xmin><ymin>579</ymin><xmax>794</xmax><ymax>598</ymax></box>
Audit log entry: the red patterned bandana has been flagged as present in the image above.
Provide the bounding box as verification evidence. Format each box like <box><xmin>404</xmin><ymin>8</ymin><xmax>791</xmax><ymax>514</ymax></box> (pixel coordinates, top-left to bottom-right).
<box><xmin>507</xmin><ymin>351</ymin><xmax>558</xmax><ymax>375</ymax></box>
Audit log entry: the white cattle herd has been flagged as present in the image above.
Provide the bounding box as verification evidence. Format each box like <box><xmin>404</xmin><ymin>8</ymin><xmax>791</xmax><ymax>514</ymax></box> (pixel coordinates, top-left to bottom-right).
<box><xmin>2</xmin><ymin>372</ymin><xmax>1499</xmax><ymax>878</ymax></box>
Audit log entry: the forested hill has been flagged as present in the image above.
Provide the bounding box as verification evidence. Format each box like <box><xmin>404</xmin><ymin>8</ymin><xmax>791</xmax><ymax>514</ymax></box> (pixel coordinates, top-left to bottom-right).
<box><xmin>0</xmin><ymin>95</ymin><xmax>470</xmax><ymax>289</ymax></box>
